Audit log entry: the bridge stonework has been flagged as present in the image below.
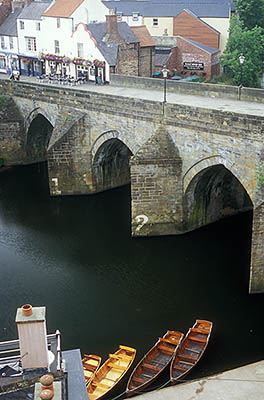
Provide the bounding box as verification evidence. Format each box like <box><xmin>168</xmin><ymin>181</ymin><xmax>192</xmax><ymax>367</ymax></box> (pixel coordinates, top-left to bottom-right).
<box><xmin>0</xmin><ymin>79</ymin><xmax>263</xmax><ymax>293</ymax></box>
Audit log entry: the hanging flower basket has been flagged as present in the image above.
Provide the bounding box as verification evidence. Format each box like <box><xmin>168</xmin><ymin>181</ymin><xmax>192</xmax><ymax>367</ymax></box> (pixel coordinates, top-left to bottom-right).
<box><xmin>40</xmin><ymin>53</ymin><xmax>71</xmax><ymax>63</ymax></box>
<box><xmin>93</xmin><ymin>59</ymin><xmax>105</xmax><ymax>68</ymax></box>
<box><xmin>22</xmin><ymin>58</ymin><xmax>31</xmax><ymax>64</ymax></box>
<box><xmin>73</xmin><ymin>57</ymin><xmax>85</xmax><ymax>65</ymax></box>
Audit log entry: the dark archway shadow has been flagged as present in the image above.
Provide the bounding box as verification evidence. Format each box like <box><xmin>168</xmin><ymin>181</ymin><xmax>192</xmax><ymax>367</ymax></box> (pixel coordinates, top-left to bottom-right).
<box><xmin>92</xmin><ymin>138</ymin><xmax>133</xmax><ymax>192</ymax></box>
<box><xmin>183</xmin><ymin>164</ymin><xmax>253</xmax><ymax>231</ymax></box>
<box><xmin>26</xmin><ymin>114</ymin><xmax>53</xmax><ymax>164</ymax></box>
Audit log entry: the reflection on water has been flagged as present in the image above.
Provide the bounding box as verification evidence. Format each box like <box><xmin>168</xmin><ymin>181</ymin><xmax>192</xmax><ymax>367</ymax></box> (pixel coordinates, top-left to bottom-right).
<box><xmin>0</xmin><ymin>163</ymin><xmax>263</xmax><ymax>385</ymax></box>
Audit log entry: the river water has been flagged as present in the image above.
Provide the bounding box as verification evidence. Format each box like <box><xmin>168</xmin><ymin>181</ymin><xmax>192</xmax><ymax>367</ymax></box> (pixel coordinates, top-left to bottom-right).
<box><xmin>0</xmin><ymin>163</ymin><xmax>263</xmax><ymax>387</ymax></box>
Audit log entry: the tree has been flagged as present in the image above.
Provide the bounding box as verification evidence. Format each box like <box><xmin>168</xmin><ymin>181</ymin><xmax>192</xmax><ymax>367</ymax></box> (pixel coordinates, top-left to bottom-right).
<box><xmin>234</xmin><ymin>0</ymin><xmax>264</xmax><ymax>29</ymax></box>
<box><xmin>220</xmin><ymin>16</ymin><xmax>264</xmax><ymax>87</ymax></box>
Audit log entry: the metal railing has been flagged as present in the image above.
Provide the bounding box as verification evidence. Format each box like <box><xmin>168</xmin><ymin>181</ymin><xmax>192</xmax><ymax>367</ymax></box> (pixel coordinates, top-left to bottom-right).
<box><xmin>0</xmin><ymin>330</ymin><xmax>62</xmax><ymax>371</ymax></box>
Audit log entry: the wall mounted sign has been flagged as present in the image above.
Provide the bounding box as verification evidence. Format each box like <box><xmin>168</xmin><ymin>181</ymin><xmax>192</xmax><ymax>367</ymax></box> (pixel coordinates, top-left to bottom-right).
<box><xmin>183</xmin><ymin>62</ymin><xmax>204</xmax><ymax>70</ymax></box>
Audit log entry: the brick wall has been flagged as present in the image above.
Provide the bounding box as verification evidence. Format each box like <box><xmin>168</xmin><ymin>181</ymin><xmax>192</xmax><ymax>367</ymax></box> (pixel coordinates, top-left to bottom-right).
<box><xmin>175</xmin><ymin>36</ymin><xmax>219</xmax><ymax>79</ymax></box>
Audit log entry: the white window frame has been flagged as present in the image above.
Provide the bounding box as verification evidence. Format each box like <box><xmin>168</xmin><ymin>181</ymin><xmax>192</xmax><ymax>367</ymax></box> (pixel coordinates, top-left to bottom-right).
<box><xmin>153</xmin><ymin>18</ymin><xmax>159</xmax><ymax>26</ymax></box>
<box><xmin>77</xmin><ymin>43</ymin><xmax>84</xmax><ymax>58</ymax></box>
<box><xmin>54</xmin><ymin>40</ymin><xmax>60</xmax><ymax>54</ymax></box>
<box><xmin>57</xmin><ymin>18</ymin><xmax>60</xmax><ymax>28</ymax></box>
<box><xmin>132</xmin><ymin>12</ymin><xmax>139</xmax><ymax>21</ymax></box>
<box><xmin>1</xmin><ymin>36</ymin><xmax>5</xmax><ymax>49</ymax></box>
<box><xmin>117</xmin><ymin>12</ymin><xmax>122</xmax><ymax>22</ymax></box>
<box><xmin>25</xmin><ymin>36</ymin><xmax>36</xmax><ymax>52</ymax></box>
<box><xmin>9</xmin><ymin>37</ymin><xmax>14</xmax><ymax>49</ymax></box>
<box><xmin>36</xmin><ymin>22</ymin><xmax>40</xmax><ymax>31</ymax></box>
<box><xmin>20</xmin><ymin>20</ymin><xmax>24</xmax><ymax>29</ymax></box>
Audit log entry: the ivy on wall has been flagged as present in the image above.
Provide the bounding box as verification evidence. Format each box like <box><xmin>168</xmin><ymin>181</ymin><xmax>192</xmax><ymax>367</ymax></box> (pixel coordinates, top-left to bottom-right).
<box><xmin>256</xmin><ymin>164</ymin><xmax>264</xmax><ymax>188</ymax></box>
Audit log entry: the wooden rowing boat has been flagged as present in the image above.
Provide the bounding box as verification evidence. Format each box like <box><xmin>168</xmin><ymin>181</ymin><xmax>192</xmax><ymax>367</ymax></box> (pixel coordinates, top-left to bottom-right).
<box><xmin>82</xmin><ymin>354</ymin><xmax>102</xmax><ymax>386</ymax></box>
<box><xmin>126</xmin><ymin>331</ymin><xmax>184</xmax><ymax>397</ymax></box>
<box><xmin>87</xmin><ymin>345</ymin><xmax>136</xmax><ymax>400</ymax></box>
<box><xmin>170</xmin><ymin>319</ymin><xmax>213</xmax><ymax>384</ymax></box>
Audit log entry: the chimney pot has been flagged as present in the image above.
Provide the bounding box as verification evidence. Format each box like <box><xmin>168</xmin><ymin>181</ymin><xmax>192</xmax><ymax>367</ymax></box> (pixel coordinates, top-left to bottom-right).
<box><xmin>21</xmin><ymin>304</ymin><xmax>33</xmax><ymax>316</ymax></box>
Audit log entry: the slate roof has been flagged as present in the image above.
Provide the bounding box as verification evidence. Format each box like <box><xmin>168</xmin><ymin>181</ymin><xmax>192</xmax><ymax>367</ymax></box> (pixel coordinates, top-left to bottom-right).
<box><xmin>18</xmin><ymin>1</ymin><xmax>51</xmax><ymax>20</ymax></box>
<box><xmin>43</xmin><ymin>0</ymin><xmax>84</xmax><ymax>18</ymax></box>
<box><xmin>0</xmin><ymin>8</ymin><xmax>22</xmax><ymax>36</ymax></box>
<box><xmin>86</xmin><ymin>21</ymin><xmax>139</xmax><ymax>66</ymax></box>
<box><xmin>177</xmin><ymin>35</ymin><xmax>220</xmax><ymax>53</ymax></box>
<box><xmin>130</xmin><ymin>25</ymin><xmax>155</xmax><ymax>47</ymax></box>
<box><xmin>155</xmin><ymin>47</ymin><xmax>171</xmax><ymax>66</ymax></box>
<box><xmin>103</xmin><ymin>0</ymin><xmax>232</xmax><ymax>18</ymax></box>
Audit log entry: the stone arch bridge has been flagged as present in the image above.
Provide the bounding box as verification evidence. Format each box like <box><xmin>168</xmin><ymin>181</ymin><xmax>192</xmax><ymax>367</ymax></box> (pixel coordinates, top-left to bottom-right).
<box><xmin>0</xmin><ymin>79</ymin><xmax>263</xmax><ymax>293</ymax></box>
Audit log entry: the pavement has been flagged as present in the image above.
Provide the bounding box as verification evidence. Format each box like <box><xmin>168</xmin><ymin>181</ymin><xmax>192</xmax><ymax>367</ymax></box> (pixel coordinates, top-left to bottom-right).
<box><xmin>1</xmin><ymin>74</ymin><xmax>264</xmax><ymax>117</ymax></box>
<box><xmin>131</xmin><ymin>360</ymin><xmax>264</xmax><ymax>400</ymax></box>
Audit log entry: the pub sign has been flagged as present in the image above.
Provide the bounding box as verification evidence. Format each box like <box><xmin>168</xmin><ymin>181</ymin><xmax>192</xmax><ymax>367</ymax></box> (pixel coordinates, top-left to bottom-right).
<box><xmin>183</xmin><ymin>62</ymin><xmax>204</xmax><ymax>70</ymax></box>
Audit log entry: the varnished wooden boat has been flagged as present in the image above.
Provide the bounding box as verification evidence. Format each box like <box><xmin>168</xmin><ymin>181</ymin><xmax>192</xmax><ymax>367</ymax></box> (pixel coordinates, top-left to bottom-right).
<box><xmin>170</xmin><ymin>319</ymin><xmax>213</xmax><ymax>384</ymax></box>
<box><xmin>82</xmin><ymin>354</ymin><xmax>102</xmax><ymax>386</ymax></box>
<box><xmin>87</xmin><ymin>345</ymin><xmax>136</xmax><ymax>400</ymax></box>
<box><xmin>126</xmin><ymin>331</ymin><xmax>184</xmax><ymax>397</ymax></box>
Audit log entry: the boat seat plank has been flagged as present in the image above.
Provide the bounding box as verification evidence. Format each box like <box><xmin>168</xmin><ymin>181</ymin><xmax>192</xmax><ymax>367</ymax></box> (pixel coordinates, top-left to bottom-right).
<box><xmin>189</xmin><ymin>335</ymin><xmax>207</xmax><ymax>343</ymax></box>
<box><xmin>179</xmin><ymin>353</ymin><xmax>197</xmax><ymax>360</ymax></box>
<box><xmin>109</xmin><ymin>353</ymin><xmax>131</xmax><ymax>360</ymax></box>
<box><xmin>158</xmin><ymin>345</ymin><xmax>175</xmax><ymax>353</ymax></box>
<box><xmin>131</xmin><ymin>376</ymin><xmax>145</xmax><ymax>384</ymax></box>
<box><xmin>191</xmin><ymin>328</ymin><xmax>209</xmax><ymax>334</ymax></box>
<box><xmin>108</xmin><ymin>362</ymin><xmax>126</xmax><ymax>370</ymax></box>
<box><xmin>173</xmin><ymin>364</ymin><xmax>188</xmax><ymax>371</ymax></box>
<box><xmin>159</xmin><ymin>338</ymin><xmax>178</xmax><ymax>345</ymax></box>
<box><xmin>95</xmin><ymin>382</ymin><xmax>111</xmax><ymax>389</ymax></box>
<box><xmin>83</xmin><ymin>363</ymin><xmax>97</xmax><ymax>372</ymax></box>
<box><xmin>119</xmin><ymin>345</ymin><xmax>135</xmax><ymax>352</ymax></box>
<box><xmin>142</xmin><ymin>362</ymin><xmax>160</xmax><ymax>371</ymax></box>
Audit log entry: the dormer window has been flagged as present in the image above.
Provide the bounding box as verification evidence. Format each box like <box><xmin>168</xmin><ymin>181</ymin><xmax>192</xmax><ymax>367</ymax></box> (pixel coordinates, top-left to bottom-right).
<box><xmin>132</xmin><ymin>12</ymin><xmax>139</xmax><ymax>21</ymax></box>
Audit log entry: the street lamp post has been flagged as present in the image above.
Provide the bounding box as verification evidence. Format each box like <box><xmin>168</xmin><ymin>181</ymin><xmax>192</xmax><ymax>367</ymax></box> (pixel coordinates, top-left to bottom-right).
<box><xmin>238</xmin><ymin>53</ymin><xmax>245</xmax><ymax>100</ymax></box>
<box><xmin>162</xmin><ymin>66</ymin><xmax>168</xmax><ymax>115</ymax></box>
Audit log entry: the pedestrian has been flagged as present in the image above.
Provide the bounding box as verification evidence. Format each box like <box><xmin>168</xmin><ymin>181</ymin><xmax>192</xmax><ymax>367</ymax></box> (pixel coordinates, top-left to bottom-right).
<box><xmin>9</xmin><ymin>71</ymin><xmax>15</xmax><ymax>80</ymax></box>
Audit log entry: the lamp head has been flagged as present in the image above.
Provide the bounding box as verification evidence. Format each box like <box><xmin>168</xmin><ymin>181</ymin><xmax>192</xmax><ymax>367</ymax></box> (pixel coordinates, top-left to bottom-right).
<box><xmin>162</xmin><ymin>66</ymin><xmax>168</xmax><ymax>78</ymax></box>
<box><xmin>239</xmin><ymin>54</ymin><xmax>245</xmax><ymax>65</ymax></box>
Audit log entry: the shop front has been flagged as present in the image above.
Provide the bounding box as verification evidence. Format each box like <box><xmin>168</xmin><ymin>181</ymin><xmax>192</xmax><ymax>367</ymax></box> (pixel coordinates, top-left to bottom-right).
<box><xmin>19</xmin><ymin>56</ymin><xmax>43</xmax><ymax>76</ymax></box>
<box><xmin>0</xmin><ymin>53</ymin><xmax>7</xmax><ymax>74</ymax></box>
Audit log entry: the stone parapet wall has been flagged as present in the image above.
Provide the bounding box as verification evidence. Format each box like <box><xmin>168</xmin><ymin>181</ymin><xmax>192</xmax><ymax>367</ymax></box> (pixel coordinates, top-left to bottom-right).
<box><xmin>110</xmin><ymin>74</ymin><xmax>264</xmax><ymax>103</ymax></box>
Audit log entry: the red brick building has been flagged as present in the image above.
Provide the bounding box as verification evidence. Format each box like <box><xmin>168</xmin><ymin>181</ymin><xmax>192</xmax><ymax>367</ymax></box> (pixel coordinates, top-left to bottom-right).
<box><xmin>175</xmin><ymin>36</ymin><xmax>220</xmax><ymax>79</ymax></box>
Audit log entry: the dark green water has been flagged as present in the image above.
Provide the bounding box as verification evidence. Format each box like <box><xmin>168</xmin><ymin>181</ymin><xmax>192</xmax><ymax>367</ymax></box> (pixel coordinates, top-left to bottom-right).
<box><xmin>0</xmin><ymin>163</ymin><xmax>263</xmax><ymax>386</ymax></box>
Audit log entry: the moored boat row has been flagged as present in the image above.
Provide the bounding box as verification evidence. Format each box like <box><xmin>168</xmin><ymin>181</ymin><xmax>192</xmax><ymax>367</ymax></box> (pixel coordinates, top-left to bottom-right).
<box><xmin>82</xmin><ymin>319</ymin><xmax>213</xmax><ymax>399</ymax></box>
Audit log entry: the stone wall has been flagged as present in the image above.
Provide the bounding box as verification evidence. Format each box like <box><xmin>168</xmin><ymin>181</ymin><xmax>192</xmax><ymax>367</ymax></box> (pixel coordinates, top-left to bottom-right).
<box><xmin>109</xmin><ymin>74</ymin><xmax>264</xmax><ymax>103</ymax></box>
<box><xmin>0</xmin><ymin>95</ymin><xmax>25</xmax><ymax>165</ymax></box>
<box><xmin>139</xmin><ymin>46</ymin><xmax>155</xmax><ymax>77</ymax></box>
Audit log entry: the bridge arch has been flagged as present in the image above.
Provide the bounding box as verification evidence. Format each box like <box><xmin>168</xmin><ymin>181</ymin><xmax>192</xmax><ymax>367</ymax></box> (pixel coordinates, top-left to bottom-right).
<box><xmin>91</xmin><ymin>130</ymin><xmax>135</xmax><ymax>161</ymax></box>
<box><xmin>92</xmin><ymin>137</ymin><xmax>133</xmax><ymax>192</ymax></box>
<box><xmin>26</xmin><ymin>112</ymin><xmax>54</xmax><ymax>163</ymax></box>
<box><xmin>183</xmin><ymin>163</ymin><xmax>253</xmax><ymax>231</ymax></box>
<box><xmin>183</xmin><ymin>155</ymin><xmax>254</xmax><ymax>203</ymax></box>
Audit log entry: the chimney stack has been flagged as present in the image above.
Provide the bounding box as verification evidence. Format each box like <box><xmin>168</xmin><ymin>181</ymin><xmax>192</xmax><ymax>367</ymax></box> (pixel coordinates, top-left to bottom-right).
<box><xmin>104</xmin><ymin>10</ymin><xmax>123</xmax><ymax>45</ymax></box>
<box><xmin>16</xmin><ymin>304</ymin><xmax>49</xmax><ymax>370</ymax></box>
